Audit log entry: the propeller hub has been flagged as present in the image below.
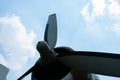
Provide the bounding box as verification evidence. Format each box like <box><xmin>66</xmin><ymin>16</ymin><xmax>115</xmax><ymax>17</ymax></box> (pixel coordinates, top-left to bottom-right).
<box><xmin>36</xmin><ymin>41</ymin><xmax>55</xmax><ymax>64</ymax></box>
<box><xmin>37</xmin><ymin>41</ymin><xmax>51</xmax><ymax>52</ymax></box>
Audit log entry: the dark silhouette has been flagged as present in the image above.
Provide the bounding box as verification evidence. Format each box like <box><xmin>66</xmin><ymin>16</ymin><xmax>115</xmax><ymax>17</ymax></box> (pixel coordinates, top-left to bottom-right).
<box><xmin>18</xmin><ymin>14</ymin><xmax>120</xmax><ymax>80</ymax></box>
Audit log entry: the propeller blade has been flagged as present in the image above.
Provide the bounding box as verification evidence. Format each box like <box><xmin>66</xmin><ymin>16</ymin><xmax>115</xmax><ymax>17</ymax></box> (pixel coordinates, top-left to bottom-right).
<box><xmin>0</xmin><ymin>64</ymin><xmax>9</xmax><ymax>80</ymax></box>
<box><xmin>31</xmin><ymin>72</ymin><xmax>35</xmax><ymax>80</ymax></box>
<box><xmin>44</xmin><ymin>14</ymin><xmax>57</xmax><ymax>48</ymax></box>
<box><xmin>57</xmin><ymin>51</ymin><xmax>120</xmax><ymax>77</ymax></box>
<box><xmin>17</xmin><ymin>66</ymin><xmax>35</xmax><ymax>80</ymax></box>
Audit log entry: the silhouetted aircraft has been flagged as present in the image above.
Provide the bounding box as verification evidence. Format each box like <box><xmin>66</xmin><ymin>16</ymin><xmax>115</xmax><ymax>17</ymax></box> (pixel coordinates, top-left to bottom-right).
<box><xmin>18</xmin><ymin>14</ymin><xmax>120</xmax><ymax>80</ymax></box>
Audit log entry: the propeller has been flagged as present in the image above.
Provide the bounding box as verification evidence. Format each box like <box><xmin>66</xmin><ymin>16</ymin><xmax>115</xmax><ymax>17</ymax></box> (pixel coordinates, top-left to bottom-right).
<box><xmin>18</xmin><ymin>14</ymin><xmax>120</xmax><ymax>80</ymax></box>
<box><xmin>17</xmin><ymin>14</ymin><xmax>70</xmax><ymax>80</ymax></box>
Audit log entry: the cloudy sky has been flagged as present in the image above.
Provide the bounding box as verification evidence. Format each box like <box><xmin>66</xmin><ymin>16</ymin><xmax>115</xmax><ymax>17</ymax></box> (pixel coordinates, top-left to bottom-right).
<box><xmin>0</xmin><ymin>0</ymin><xmax>120</xmax><ymax>80</ymax></box>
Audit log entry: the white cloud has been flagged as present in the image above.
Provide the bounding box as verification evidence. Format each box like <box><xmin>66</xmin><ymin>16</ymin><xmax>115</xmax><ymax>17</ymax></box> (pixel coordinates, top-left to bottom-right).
<box><xmin>108</xmin><ymin>0</ymin><xmax>120</xmax><ymax>19</ymax></box>
<box><xmin>0</xmin><ymin>15</ymin><xmax>36</xmax><ymax>70</ymax></box>
<box><xmin>81</xmin><ymin>0</ymin><xmax>107</xmax><ymax>20</ymax></box>
<box><xmin>107</xmin><ymin>0</ymin><xmax>120</xmax><ymax>37</ymax></box>
<box><xmin>0</xmin><ymin>54</ymin><xmax>8</xmax><ymax>67</ymax></box>
<box><xmin>92</xmin><ymin>0</ymin><xmax>107</xmax><ymax>16</ymax></box>
<box><xmin>80</xmin><ymin>3</ymin><xmax>91</xmax><ymax>21</ymax></box>
<box><xmin>81</xmin><ymin>0</ymin><xmax>120</xmax><ymax>38</ymax></box>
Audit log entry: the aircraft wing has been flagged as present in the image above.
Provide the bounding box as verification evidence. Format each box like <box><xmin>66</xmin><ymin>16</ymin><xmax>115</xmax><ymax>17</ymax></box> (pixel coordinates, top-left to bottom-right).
<box><xmin>57</xmin><ymin>51</ymin><xmax>120</xmax><ymax>77</ymax></box>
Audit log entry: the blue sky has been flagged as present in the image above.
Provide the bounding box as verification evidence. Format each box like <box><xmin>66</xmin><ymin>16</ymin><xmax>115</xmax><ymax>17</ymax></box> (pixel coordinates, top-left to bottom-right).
<box><xmin>0</xmin><ymin>0</ymin><xmax>120</xmax><ymax>80</ymax></box>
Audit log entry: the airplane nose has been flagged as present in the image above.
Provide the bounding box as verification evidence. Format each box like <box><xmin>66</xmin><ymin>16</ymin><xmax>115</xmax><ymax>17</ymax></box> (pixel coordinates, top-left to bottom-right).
<box><xmin>38</xmin><ymin>41</ymin><xmax>41</xmax><ymax>44</ymax></box>
<box><xmin>37</xmin><ymin>41</ymin><xmax>46</xmax><ymax>48</ymax></box>
<box><xmin>37</xmin><ymin>41</ymin><xmax>48</xmax><ymax>46</ymax></box>
<box><xmin>36</xmin><ymin>41</ymin><xmax>51</xmax><ymax>54</ymax></box>
<box><xmin>37</xmin><ymin>41</ymin><xmax>44</xmax><ymax>45</ymax></box>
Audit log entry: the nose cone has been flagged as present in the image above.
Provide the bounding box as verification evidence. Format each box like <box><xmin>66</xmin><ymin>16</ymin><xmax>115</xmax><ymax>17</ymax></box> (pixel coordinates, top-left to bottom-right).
<box><xmin>36</xmin><ymin>41</ymin><xmax>51</xmax><ymax>52</ymax></box>
<box><xmin>36</xmin><ymin>41</ymin><xmax>55</xmax><ymax>64</ymax></box>
<box><xmin>37</xmin><ymin>41</ymin><xmax>46</xmax><ymax>46</ymax></box>
<box><xmin>36</xmin><ymin>41</ymin><xmax>50</xmax><ymax>49</ymax></box>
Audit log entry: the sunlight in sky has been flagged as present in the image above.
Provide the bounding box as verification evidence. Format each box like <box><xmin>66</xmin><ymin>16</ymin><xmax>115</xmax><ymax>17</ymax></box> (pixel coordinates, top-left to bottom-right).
<box><xmin>0</xmin><ymin>0</ymin><xmax>120</xmax><ymax>80</ymax></box>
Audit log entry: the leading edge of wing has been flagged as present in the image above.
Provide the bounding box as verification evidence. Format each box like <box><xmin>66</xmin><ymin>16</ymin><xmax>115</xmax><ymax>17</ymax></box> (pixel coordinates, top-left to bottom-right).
<box><xmin>57</xmin><ymin>51</ymin><xmax>120</xmax><ymax>59</ymax></box>
<box><xmin>57</xmin><ymin>51</ymin><xmax>120</xmax><ymax>77</ymax></box>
